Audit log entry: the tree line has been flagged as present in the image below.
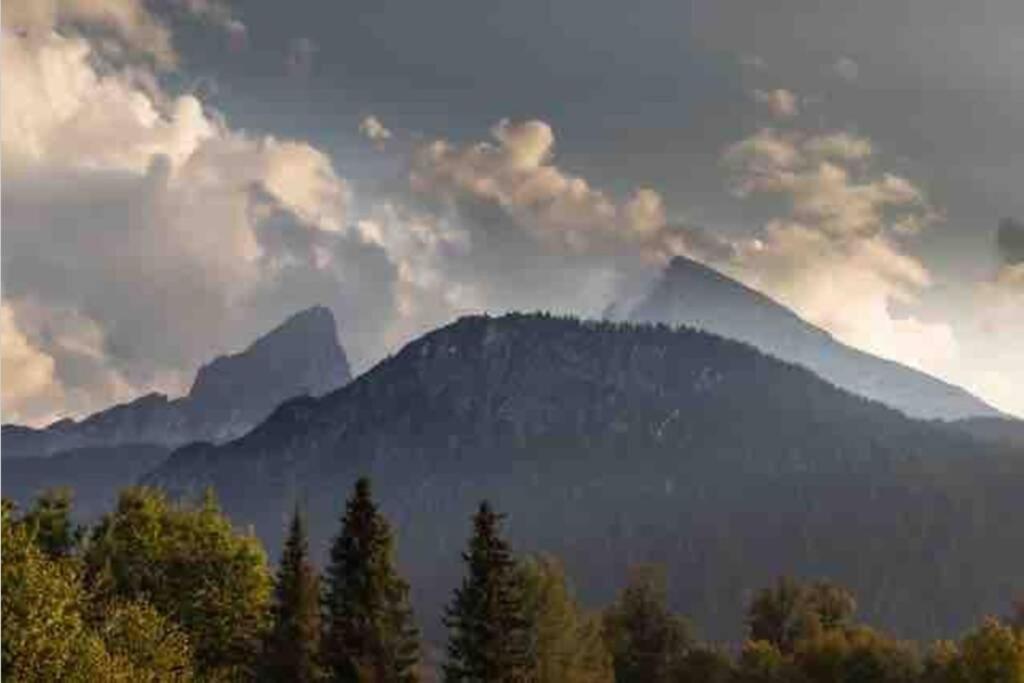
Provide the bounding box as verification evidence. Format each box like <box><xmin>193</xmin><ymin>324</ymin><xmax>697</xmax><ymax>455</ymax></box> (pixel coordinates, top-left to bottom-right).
<box><xmin>3</xmin><ymin>482</ymin><xmax>1023</xmax><ymax>682</ymax></box>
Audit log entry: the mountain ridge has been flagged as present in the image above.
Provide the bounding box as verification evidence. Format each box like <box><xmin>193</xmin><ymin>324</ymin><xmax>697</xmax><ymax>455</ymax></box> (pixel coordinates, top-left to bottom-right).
<box><xmin>615</xmin><ymin>255</ymin><xmax>1000</xmax><ymax>421</ymax></box>
<box><xmin>145</xmin><ymin>313</ymin><xmax>1024</xmax><ymax>643</ymax></box>
<box><xmin>1</xmin><ymin>305</ymin><xmax>352</xmax><ymax>458</ymax></box>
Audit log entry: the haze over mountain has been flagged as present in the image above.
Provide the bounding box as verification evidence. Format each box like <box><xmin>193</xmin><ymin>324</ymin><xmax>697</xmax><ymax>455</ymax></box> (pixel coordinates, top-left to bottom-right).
<box><xmin>145</xmin><ymin>313</ymin><xmax>1024</xmax><ymax>642</ymax></box>
<box><xmin>1</xmin><ymin>306</ymin><xmax>351</xmax><ymax>459</ymax></box>
<box><xmin>610</xmin><ymin>256</ymin><xmax>1001</xmax><ymax>421</ymax></box>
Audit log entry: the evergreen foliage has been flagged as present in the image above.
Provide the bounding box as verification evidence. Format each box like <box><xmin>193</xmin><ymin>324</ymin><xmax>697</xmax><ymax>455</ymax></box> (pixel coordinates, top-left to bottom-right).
<box><xmin>264</xmin><ymin>505</ymin><xmax>323</xmax><ymax>683</ymax></box>
<box><xmin>322</xmin><ymin>478</ymin><xmax>420</xmax><ymax>682</ymax></box>
<box><xmin>443</xmin><ymin>501</ymin><xmax>531</xmax><ymax>683</ymax></box>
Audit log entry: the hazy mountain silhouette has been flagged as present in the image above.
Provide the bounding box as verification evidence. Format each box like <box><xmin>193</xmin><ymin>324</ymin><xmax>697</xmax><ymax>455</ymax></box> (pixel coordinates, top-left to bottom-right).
<box><xmin>2</xmin><ymin>306</ymin><xmax>351</xmax><ymax>458</ymax></box>
<box><xmin>610</xmin><ymin>256</ymin><xmax>1000</xmax><ymax>421</ymax></box>
<box><xmin>144</xmin><ymin>313</ymin><xmax>1023</xmax><ymax>643</ymax></box>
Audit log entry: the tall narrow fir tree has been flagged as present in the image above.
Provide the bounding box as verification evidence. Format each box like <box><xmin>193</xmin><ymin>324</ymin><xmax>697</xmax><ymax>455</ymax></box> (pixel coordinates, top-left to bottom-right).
<box><xmin>443</xmin><ymin>501</ymin><xmax>532</xmax><ymax>683</ymax></box>
<box><xmin>322</xmin><ymin>478</ymin><xmax>420</xmax><ymax>682</ymax></box>
<box><xmin>264</xmin><ymin>504</ymin><xmax>323</xmax><ymax>683</ymax></box>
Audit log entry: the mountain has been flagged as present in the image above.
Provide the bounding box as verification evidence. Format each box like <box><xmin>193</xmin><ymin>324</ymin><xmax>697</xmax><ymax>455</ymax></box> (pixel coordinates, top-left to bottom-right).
<box><xmin>1</xmin><ymin>306</ymin><xmax>351</xmax><ymax>458</ymax></box>
<box><xmin>4</xmin><ymin>445</ymin><xmax>171</xmax><ymax>520</ymax></box>
<box><xmin>144</xmin><ymin>313</ymin><xmax>1024</xmax><ymax>643</ymax></box>
<box><xmin>610</xmin><ymin>256</ymin><xmax>1000</xmax><ymax>421</ymax></box>
<box><xmin>951</xmin><ymin>416</ymin><xmax>1024</xmax><ymax>449</ymax></box>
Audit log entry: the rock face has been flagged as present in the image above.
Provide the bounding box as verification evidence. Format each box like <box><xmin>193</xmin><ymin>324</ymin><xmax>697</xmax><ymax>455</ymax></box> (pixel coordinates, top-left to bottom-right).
<box><xmin>1</xmin><ymin>306</ymin><xmax>352</xmax><ymax>458</ymax></box>
<box><xmin>145</xmin><ymin>314</ymin><xmax>1024</xmax><ymax>643</ymax></box>
<box><xmin>183</xmin><ymin>305</ymin><xmax>351</xmax><ymax>443</ymax></box>
<box><xmin>614</xmin><ymin>256</ymin><xmax>1000</xmax><ymax>421</ymax></box>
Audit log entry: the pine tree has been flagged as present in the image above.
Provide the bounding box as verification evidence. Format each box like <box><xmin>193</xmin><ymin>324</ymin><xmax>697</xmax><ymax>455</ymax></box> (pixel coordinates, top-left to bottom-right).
<box><xmin>264</xmin><ymin>505</ymin><xmax>323</xmax><ymax>683</ymax></box>
<box><xmin>443</xmin><ymin>501</ymin><xmax>532</xmax><ymax>683</ymax></box>
<box><xmin>322</xmin><ymin>478</ymin><xmax>420</xmax><ymax>682</ymax></box>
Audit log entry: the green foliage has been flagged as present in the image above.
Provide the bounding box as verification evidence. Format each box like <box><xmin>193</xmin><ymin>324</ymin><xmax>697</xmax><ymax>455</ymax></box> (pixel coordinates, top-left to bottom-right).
<box><xmin>443</xmin><ymin>501</ymin><xmax>531</xmax><ymax>683</ymax></box>
<box><xmin>601</xmin><ymin>565</ymin><xmax>693</xmax><ymax>683</ymax></box>
<box><xmin>84</xmin><ymin>487</ymin><xmax>271</xmax><ymax>681</ymax></box>
<box><xmin>736</xmin><ymin>639</ymin><xmax>796</xmax><ymax>683</ymax></box>
<box><xmin>2</xmin><ymin>508</ymin><xmax>112</xmax><ymax>681</ymax></box>
<box><xmin>518</xmin><ymin>554</ymin><xmax>614</xmax><ymax>683</ymax></box>
<box><xmin>323</xmin><ymin>478</ymin><xmax>420</xmax><ymax>682</ymax></box>
<box><xmin>747</xmin><ymin>577</ymin><xmax>856</xmax><ymax>653</ymax></box>
<box><xmin>264</xmin><ymin>505</ymin><xmax>323</xmax><ymax>683</ymax></box>
<box><xmin>924</xmin><ymin>618</ymin><xmax>1024</xmax><ymax>683</ymax></box>
<box><xmin>2</xmin><ymin>500</ymin><xmax>194</xmax><ymax>682</ymax></box>
<box><xmin>673</xmin><ymin>645</ymin><xmax>736</xmax><ymax>683</ymax></box>
<box><xmin>94</xmin><ymin>600</ymin><xmax>195</xmax><ymax>682</ymax></box>
<box><xmin>793</xmin><ymin>625</ymin><xmax>921</xmax><ymax>683</ymax></box>
<box><xmin>18</xmin><ymin>488</ymin><xmax>84</xmax><ymax>558</ymax></box>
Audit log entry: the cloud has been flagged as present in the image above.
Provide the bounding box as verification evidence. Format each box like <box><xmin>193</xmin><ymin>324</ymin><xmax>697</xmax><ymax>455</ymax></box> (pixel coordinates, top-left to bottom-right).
<box><xmin>723</xmin><ymin>128</ymin><xmax>927</xmax><ymax>238</ymax></box>
<box><xmin>2</xmin><ymin>0</ymin><xmax>176</xmax><ymax>68</ymax></box>
<box><xmin>753</xmin><ymin>88</ymin><xmax>799</xmax><ymax>119</ymax></box>
<box><xmin>359</xmin><ymin>115</ymin><xmax>393</xmax><ymax>146</ymax></box>
<box><xmin>997</xmin><ymin>217</ymin><xmax>1024</xmax><ymax>265</ymax></box>
<box><xmin>0</xmin><ymin>24</ymin><xmax>398</xmax><ymax>425</ymax></box>
<box><xmin>719</xmin><ymin>125</ymin><xmax>953</xmax><ymax>372</ymax></box>
<box><xmin>408</xmin><ymin>119</ymin><xmax>685</xmax><ymax>262</ymax></box>
<box><xmin>1</xmin><ymin>303</ymin><xmax>62</xmax><ymax>424</ymax></box>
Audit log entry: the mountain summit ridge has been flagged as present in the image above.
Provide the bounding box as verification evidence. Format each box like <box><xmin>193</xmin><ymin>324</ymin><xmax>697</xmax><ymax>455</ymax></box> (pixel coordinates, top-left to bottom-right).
<box><xmin>617</xmin><ymin>255</ymin><xmax>1000</xmax><ymax>420</ymax></box>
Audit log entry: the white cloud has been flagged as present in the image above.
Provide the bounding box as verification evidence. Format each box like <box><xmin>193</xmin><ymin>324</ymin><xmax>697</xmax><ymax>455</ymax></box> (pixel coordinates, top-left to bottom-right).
<box><xmin>2</xmin><ymin>0</ymin><xmax>177</xmax><ymax>67</ymax></box>
<box><xmin>408</xmin><ymin>119</ymin><xmax>683</xmax><ymax>261</ymax></box>
<box><xmin>359</xmin><ymin>115</ymin><xmax>393</xmax><ymax>145</ymax></box>
<box><xmin>0</xmin><ymin>24</ymin><xmax>390</xmax><ymax>425</ymax></box>
<box><xmin>720</xmin><ymin>125</ymin><xmax>955</xmax><ymax>373</ymax></box>
<box><xmin>753</xmin><ymin>88</ymin><xmax>800</xmax><ymax>119</ymax></box>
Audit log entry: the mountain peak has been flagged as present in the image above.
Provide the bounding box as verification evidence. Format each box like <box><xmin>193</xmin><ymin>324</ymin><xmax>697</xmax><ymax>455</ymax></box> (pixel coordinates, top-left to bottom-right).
<box><xmin>187</xmin><ymin>306</ymin><xmax>351</xmax><ymax>420</ymax></box>
<box><xmin>245</xmin><ymin>305</ymin><xmax>338</xmax><ymax>355</ymax></box>
<box><xmin>621</xmin><ymin>258</ymin><xmax>999</xmax><ymax>420</ymax></box>
<box><xmin>3</xmin><ymin>306</ymin><xmax>353</xmax><ymax>456</ymax></box>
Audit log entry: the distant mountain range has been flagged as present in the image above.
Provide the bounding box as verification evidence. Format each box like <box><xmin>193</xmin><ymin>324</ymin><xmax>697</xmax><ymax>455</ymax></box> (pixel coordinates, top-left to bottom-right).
<box><xmin>2</xmin><ymin>306</ymin><xmax>352</xmax><ymax>514</ymax></box>
<box><xmin>610</xmin><ymin>256</ymin><xmax>1001</xmax><ymax>421</ymax></box>
<box><xmin>2</xmin><ymin>306</ymin><xmax>351</xmax><ymax>458</ymax></box>
<box><xmin>4</xmin><ymin>271</ymin><xmax>1021</xmax><ymax>643</ymax></box>
<box><xmin>144</xmin><ymin>313</ymin><xmax>1024</xmax><ymax>642</ymax></box>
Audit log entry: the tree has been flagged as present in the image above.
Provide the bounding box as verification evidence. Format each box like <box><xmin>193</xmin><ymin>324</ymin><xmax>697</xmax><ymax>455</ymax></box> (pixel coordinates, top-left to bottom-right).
<box><xmin>323</xmin><ymin>477</ymin><xmax>420</xmax><ymax>682</ymax></box>
<box><xmin>518</xmin><ymin>554</ymin><xmax>614</xmax><ymax>683</ymax></box>
<box><xmin>602</xmin><ymin>564</ymin><xmax>693</xmax><ymax>683</ymax></box>
<box><xmin>443</xmin><ymin>501</ymin><xmax>531</xmax><ymax>683</ymax></box>
<box><xmin>747</xmin><ymin>577</ymin><xmax>856</xmax><ymax>653</ymax></box>
<box><xmin>928</xmin><ymin>618</ymin><xmax>1024</xmax><ymax>683</ymax></box>
<box><xmin>20</xmin><ymin>488</ymin><xmax>84</xmax><ymax>559</ymax></box>
<box><xmin>96</xmin><ymin>600</ymin><xmax>195</xmax><ymax>682</ymax></box>
<box><xmin>673</xmin><ymin>645</ymin><xmax>735</xmax><ymax>683</ymax></box>
<box><xmin>84</xmin><ymin>487</ymin><xmax>271</xmax><ymax>681</ymax></box>
<box><xmin>2</xmin><ymin>502</ymin><xmax>193</xmax><ymax>682</ymax></box>
<box><xmin>746</xmin><ymin>577</ymin><xmax>810</xmax><ymax>653</ymax></box>
<box><xmin>735</xmin><ymin>640</ymin><xmax>795</xmax><ymax>683</ymax></box>
<box><xmin>794</xmin><ymin>625</ymin><xmax>920</xmax><ymax>683</ymax></box>
<box><xmin>264</xmin><ymin>505</ymin><xmax>323</xmax><ymax>683</ymax></box>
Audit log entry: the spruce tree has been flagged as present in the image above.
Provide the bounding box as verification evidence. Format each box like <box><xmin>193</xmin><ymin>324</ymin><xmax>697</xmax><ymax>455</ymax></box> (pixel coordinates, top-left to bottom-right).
<box><xmin>265</xmin><ymin>505</ymin><xmax>323</xmax><ymax>683</ymax></box>
<box><xmin>443</xmin><ymin>501</ymin><xmax>532</xmax><ymax>683</ymax></box>
<box><xmin>322</xmin><ymin>478</ymin><xmax>420</xmax><ymax>682</ymax></box>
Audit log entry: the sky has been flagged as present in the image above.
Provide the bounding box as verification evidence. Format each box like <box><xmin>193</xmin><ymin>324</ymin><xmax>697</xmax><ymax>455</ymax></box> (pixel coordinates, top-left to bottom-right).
<box><xmin>1</xmin><ymin>0</ymin><xmax>1022</xmax><ymax>425</ymax></box>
